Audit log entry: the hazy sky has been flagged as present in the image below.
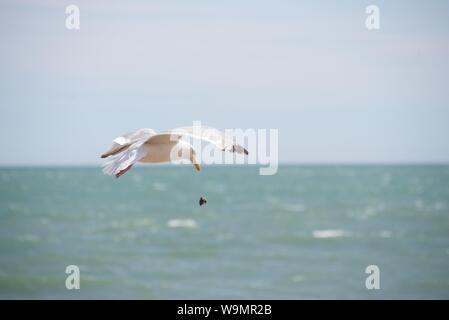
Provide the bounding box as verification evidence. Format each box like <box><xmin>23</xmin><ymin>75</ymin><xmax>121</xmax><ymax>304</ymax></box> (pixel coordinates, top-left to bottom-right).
<box><xmin>1</xmin><ymin>0</ymin><xmax>449</xmax><ymax>165</ymax></box>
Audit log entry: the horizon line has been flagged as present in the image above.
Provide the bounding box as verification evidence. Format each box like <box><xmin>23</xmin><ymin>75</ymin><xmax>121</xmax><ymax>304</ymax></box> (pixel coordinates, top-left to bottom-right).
<box><xmin>1</xmin><ymin>161</ymin><xmax>449</xmax><ymax>169</ymax></box>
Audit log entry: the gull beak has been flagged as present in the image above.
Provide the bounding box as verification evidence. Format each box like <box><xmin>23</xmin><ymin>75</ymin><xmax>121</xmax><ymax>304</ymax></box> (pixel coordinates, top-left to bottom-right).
<box><xmin>194</xmin><ymin>164</ymin><xmax>201</xmax><ymax>172</ymax></box>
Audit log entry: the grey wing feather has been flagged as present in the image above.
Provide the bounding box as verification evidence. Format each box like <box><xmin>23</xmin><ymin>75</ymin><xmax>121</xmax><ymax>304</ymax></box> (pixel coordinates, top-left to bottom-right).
<box><xmin>101</xmin><ymin>128</ymin><xmax>156</xmax><ymax>158</ymax></box>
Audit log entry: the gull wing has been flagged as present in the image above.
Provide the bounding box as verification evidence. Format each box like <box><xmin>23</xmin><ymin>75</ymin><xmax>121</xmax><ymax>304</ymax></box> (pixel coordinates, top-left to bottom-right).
<box><xmin>146</xmin><ymin>125</ymin><xmax>248</xmax><ymax>154</ymax></box>
<box><xmin>100</xmin><ymin>128</ymin><xmax>156</xmax><ymax>158</ymax></box>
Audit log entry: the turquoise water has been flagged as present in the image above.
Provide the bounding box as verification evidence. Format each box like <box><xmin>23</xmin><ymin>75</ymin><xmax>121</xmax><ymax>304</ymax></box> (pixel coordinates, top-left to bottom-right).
<box><xmin>0</xmin><ymin>165</ymin><xmax>448</xmax><ymax>299</ymax></box>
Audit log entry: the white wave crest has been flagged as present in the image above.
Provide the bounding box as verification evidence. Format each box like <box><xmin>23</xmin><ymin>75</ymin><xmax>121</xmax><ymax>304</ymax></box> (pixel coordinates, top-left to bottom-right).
<box><xmin>312</xmin><ymin>229</ymin><xmax>345</xmax><ymax>239</ymax></box>
<box><xmin>167</xmin><ymin>219</ymin><xmax>197</xmax><ymax>229</ymax></box>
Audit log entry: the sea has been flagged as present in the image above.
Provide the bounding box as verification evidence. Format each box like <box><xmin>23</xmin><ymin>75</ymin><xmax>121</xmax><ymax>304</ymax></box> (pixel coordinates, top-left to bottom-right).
<box><xmin>0</xmin><ymin>165</ymin><xmax>448</xmax><ymax>299</ymax></box>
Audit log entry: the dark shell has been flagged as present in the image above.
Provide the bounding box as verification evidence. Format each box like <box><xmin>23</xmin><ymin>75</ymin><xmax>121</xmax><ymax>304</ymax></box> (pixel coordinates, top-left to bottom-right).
<box><xmin>199</xmin><ymin>197</ymin><xmax>208</xmax><ymax>206</ymax></box>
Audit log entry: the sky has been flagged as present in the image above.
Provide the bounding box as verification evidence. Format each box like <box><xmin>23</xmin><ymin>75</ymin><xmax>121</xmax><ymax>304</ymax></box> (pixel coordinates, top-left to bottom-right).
<box><xmin>1</xmin><ymin>0</ymin><xmax>449</xmax><ymax>165</ymax></box>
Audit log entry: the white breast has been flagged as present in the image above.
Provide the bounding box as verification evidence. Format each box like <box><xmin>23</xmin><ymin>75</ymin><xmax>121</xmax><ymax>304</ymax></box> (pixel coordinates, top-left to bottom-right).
<box><xmin>139</xmin><ymin>140</ymin><xmax>193</xmax><ymax>164</ymax></box>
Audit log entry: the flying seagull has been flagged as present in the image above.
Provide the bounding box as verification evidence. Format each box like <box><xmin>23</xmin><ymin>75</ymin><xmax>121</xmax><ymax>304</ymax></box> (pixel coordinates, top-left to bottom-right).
<box><xmin>101</xmin><ymin>126</ymin><xmax>248</xmax><ymax>178</ymax></box>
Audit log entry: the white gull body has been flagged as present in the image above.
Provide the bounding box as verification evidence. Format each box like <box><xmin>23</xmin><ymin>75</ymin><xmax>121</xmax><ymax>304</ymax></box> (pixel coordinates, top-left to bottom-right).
<box><xmin>100</xmin><ymin>126</ymin><xmax>248</xmax><ymax>178</ymax></box>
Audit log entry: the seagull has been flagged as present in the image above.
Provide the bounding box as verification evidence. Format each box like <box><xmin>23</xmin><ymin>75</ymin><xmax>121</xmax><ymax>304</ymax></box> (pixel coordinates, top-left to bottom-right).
<box><xmin>101</xmin><ymin>125</ymin><xmax>248</xmax><ymax>178</ymax></box>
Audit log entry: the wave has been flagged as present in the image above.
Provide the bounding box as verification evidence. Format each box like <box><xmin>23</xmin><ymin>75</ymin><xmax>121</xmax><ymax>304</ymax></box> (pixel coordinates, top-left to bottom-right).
<box><xmin>167</xmin><ymin>219</ymin><xmax>197</xmax><ymax>229</ymax></box>
<box><xmin>312</xmin><ymin>229</ymin><xmax>345</xmax><ymax>239</ymax></box>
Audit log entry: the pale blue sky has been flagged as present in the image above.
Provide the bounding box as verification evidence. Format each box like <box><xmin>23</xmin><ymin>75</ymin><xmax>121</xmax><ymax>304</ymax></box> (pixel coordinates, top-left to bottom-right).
<box><xmin>1</xmin><ymin>0</ymin><xmax>449</xmax><ymax>165</ymax></box>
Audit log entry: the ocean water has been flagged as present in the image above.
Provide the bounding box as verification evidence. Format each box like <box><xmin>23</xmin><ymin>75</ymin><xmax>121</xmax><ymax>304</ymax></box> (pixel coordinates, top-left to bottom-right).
<box><xmin>0</xmin><ymin>165</ymin><xmax>448</xmax><ymax>299</ymax></box>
